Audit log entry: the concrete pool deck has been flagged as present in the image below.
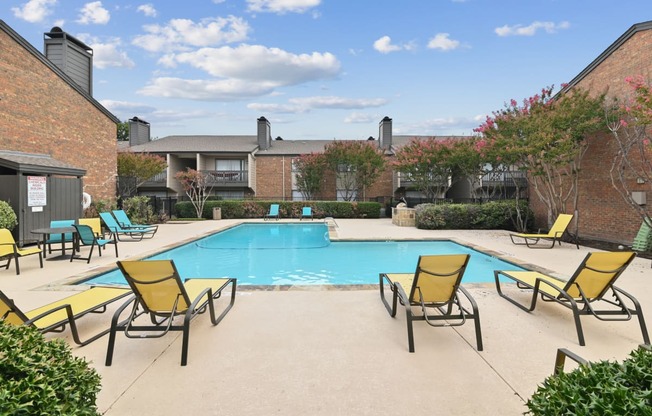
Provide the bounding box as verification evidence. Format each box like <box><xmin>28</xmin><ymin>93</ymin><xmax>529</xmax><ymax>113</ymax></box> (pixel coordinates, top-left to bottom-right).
<box><xmin>2</xmin><ymin>218</ymin><xmax>650</xmax><ymax>415</ymax></box>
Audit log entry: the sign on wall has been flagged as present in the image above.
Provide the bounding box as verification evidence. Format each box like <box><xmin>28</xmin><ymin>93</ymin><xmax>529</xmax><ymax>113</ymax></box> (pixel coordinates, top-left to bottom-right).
<box><xmin>27</xmin><ymin>176</ymin><xmax>47</xmax><ymax>207</ymax></box>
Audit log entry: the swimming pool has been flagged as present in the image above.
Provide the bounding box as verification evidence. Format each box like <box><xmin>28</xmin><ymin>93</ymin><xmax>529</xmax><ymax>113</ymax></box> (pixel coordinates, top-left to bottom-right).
<box><xmin>84</xmin><ymin>223</ymin><xmax>525</xmax><ymax>286</ymax></box>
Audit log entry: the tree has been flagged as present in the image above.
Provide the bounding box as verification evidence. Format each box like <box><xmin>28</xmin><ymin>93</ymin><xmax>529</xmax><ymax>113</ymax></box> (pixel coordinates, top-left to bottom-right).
<box><xmin>293</xmin><ymin>153</ymin><xmax>327</xmax><ymax>200</ymax></box>
<box><xmin>475</xmin><ymin>86</ymin><xmax>606</xmax><ymax>228</ymax></box>
<box><xmin>175</xmin><ymin>168</ymin><xmax>214</xmax><ymax>218</ymax></box>
<box><xmin>605</xmin><ymin>75</ymin><xmax>652</xmax><ymax>229</ymax></box>
<box><xmin>117</xmin><ymin>121</ymin><xmax>129</xmax><ymax>141</ymax></box>
<box><xmin>117</xmin><ymin>152</ymin><xmax>167</xmax><ymax>197</ymax></box>
<box><xmin>392</xmin><ymin>137</ymin><xmax>457</xmax><ymax>202</ymax></box>
<box><xmin>323</xmin><ymin>141</ymin><xmax>386</xmax><ymax>201</ymax></box>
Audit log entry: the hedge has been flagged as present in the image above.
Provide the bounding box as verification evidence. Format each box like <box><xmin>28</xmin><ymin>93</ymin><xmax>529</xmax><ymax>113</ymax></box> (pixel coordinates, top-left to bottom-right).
<box><xmin>414</xmin><ymin>200</ymin><xmax>533</xmax><ymax>231</ymax></box>
<box><xmin>174</xmin><ymin>200</ymin><xmax>381</xmax><ymax>219</ymax></box>
<box><xmin>0</xmin><ymin>321</ymin><xmax>102</xmax><ymax>415</ymax></box>
<box><xmin>526</xmin><ymin>347</ymin><xmax>652</xmax><ymax>415</ymax></box>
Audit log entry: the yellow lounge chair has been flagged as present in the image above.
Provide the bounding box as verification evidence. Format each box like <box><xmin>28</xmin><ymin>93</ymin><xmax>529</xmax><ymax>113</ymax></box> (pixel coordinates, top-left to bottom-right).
<box><xmin>379</xmin><ymin>254</ymin><xmax>483</xmax><ymax>352</ymax></box>
<box><xmin>494</xmin><ymin>251</ymin><xmax>649</xmax><ymax>346</ymax></box>
<box><xmin>106</xmin><ymin>259</ymin><xmax>237</xmax><ymax>366</ymax></box>
<box><xmin>0</xmin><ymin>287</ymin><xmax>131</xmax><ymax>345</ymax></box>
<box><xmin>509</xmin><ymin>213</ymin><xmax>577</xmax><ymax>249</ymax></box>
<box><xmin>0</xmin><ymin>228</ymin><xmax>43</xmax><ymax>275</ymax></box>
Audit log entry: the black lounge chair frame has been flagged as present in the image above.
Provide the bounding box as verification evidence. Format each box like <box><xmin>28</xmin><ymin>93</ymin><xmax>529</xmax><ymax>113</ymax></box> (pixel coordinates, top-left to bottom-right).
<box><xmin>0</xmin><ymin>288</ymin><xmax>132</xmax><ymax>346</ymax></box>
<box><xmin>379</xmin><ymin>257</ymin><xmax>483</xmax><ymax>353</ymax></box>
<box><xmin>494</xmin><ymin>254</ymin><xmax>650</xmax><ymax>346</ymax></box>
<box><xmin>106</xmin><ymin>261</ymin><xmax>237</xmax><ymax>366</ymax></box>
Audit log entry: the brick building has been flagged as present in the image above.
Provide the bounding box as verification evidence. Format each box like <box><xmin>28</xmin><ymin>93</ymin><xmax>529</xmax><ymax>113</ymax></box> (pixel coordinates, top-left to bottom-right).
<box><xmin>0</xmin><ymin>20</ymin><xmax>120</xmax><ymax>203</ymax></box>
<box><xmin>528</xmin><ymin>20</ymin><xmax>652</xmax><ymax>244</ymax></box>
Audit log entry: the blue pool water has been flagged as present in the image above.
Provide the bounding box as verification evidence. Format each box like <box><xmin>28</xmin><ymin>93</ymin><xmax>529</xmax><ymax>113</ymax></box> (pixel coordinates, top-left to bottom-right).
<box><xmin>84</xmin><ymin>223</ymin><xmax>525</xmax><ymax>286</ymax></box>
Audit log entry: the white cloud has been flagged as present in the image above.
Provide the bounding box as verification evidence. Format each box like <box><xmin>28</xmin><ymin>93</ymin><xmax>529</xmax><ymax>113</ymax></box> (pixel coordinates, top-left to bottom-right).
<box><xmin>132</xmin><ymin>16</ymin><xmax>250</xmax><ymax>53</ymax></box>
<box><xmin>76</xmin><ymin>34</ymin><xmax>135</xmax><ymax>69</ymax></box>
<box><xmin>495</xmin><ymin>21</ymin><xmax>570</xmax><ymax>37</ymax></box>
<box><xmin>170</xmin><ymin>45</ymin><xmax>340</xmax><ymax>85</ymax></box>
<box><xmin>372</xmin><ymin>36</ymin><xmax>415</xmax><ymax>54</ymax></box>
<box><xmin>137</xmin><ymin>3</ymin><xmax>157</xmax><ymax>17</ymax></box>
<box><xmin>77</xmin><ymin>1</ymin><xmax>110</xmax><ymax>25</ymax></box>
<box><xmin>100</xmin><ymin>99</ymin><xmax>156</xmax><ymax>115</ymax></box>
<box><xmin>427</xmin><ymin>33</ymin><xmax>460</xmax><ymax>51</ymax></box>
<box><xmin>248</xmin><ymin>96</ymin><xmax>387</xmax><ymax>114</ymax></box>
<box><xmin>11</xmin><ymin>0</ymin><xmax>57</xmax><ymax>23</ymax></box>
<box><xmin>138</xmin><ymin>77</ymin><xmax>276</xmax><ymax>100</ymax></box>
<box><xmin>101</xmin><ymin>99</ymin><xmax>214</xmax><ymax>124</ymax></box>
<box><xmin>344</xmin><ymin>112</ymin><xmax>378</xmax><ymax>123</ymax></box>
<box><xmin>247</xmin><ymin>0</ymin><xmax>320</xmax><ymax>14</ymax></box>
<box><xmin>247</xmin><ymin>103</ymin><xmax>301</xmax><ymax>113</ymax></box>
<box><xmin>289</xmin><ymin>96</ymin><xmax>386</xmax><ymax>109</ymax></box>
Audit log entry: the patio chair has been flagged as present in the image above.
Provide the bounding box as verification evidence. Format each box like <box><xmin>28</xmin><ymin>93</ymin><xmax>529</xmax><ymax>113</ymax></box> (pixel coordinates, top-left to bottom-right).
<box><xmin>379</xmin><ymin>254</ymin><xmax>483</xmax><ymax>352</ymax></box>
<box><xmin>494</xmin><ymin>251</ymin><xmax>649</xmax><ymax>346</ymax></box>
<box><xmin>106</xmin><ymin>259</ymin><xmax>237</xmax><ymax>366</ymax></box>
<box><xmin>112</xmin><ymin>209</ymin><xmax>158</xmax><ymax>235</ymax></box>
<box><xmin>99</xmin><ymin>212</ymin><xmax>155</xmax><ymax>241</ymax></box>
<box><xmin>0</xmin><ymin>228</ymin><xmax>43</xmax><ymax>275</ymax></box>
<box><xmin>509</xmin><ymin>213</ymin><xmax>578</xmax><ymax>249</ymax></box>
<box><xmin>300</xmin><ymin>206</ymin><xmax>313</xmax><ymax>220</ymax></box>
<box><xmin>44</xmin><ymin>219</ymin><xmax>76</xmax><ymax>255</ymax></box>
<box><xmin>70</xmin><ymin>224</ymin><xmax>118</xmax><ymax>263</ymax></box>
<box><xmin>265</xmin><ymin>204</ymin><xmax>280</xmax><ymax>221</ymax></box>
<box><xmin>0</xmin><ymin>287</ymin><xmax>131</xmax><ymax>346</ymax></box>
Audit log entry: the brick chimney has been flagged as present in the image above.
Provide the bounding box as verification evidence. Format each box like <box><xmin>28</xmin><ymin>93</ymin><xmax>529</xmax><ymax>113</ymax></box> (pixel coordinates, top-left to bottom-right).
<box><xmin>257</xmin><ymin>116</ymin><xmax>271</xmax><ymax>150</ymax></box>
<box><xmin>128</xmin><ymin>117</ymin><xmax>151</xmax><ymax>146</ymax></box>
<box><xmin>44</xmin><ymin>27</ymin><xmax>93</xmax><ymax>95</ymax></box>
<box><xmin>379</xmin><ymin>116</ymin><xmax>392</xmax><ymax>150</ymax></box>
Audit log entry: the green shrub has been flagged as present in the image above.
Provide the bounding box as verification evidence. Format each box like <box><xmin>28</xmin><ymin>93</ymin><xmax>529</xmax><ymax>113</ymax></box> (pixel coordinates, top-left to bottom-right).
<box><xmin>121</xmin><ymin>196</ymin><xmax>157</xmax><ymax>224</ymax></box>
<box><xmin>0</xmin><ymin>200</ymin><xmax>17</xmax><ymax>230</ymax></box>
<box><xmin>175</xmin><ymin>200</ymin><xmax>381</xmax><ymax>219</ymax></box>
<box><xmin>415</xmin><ymin>200</ymin><xmax>533</xmax><ymax>230</ymax></box>
<box><xmin>0</xmin><ymin>321</ymin><xmax>102</xmax><ymax>415</ymax></box>
<box><xmin>526</xmin><ymin>347</ymin><xmax>652</xmax><ymax>415</ymax></box>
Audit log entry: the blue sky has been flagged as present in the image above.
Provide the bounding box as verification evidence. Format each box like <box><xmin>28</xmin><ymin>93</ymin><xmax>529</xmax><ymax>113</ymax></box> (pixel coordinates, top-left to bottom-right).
<box><xmin>4</xmin><ymin>0</ymin><xmax>649</xmax><ymax>140</ymax></box>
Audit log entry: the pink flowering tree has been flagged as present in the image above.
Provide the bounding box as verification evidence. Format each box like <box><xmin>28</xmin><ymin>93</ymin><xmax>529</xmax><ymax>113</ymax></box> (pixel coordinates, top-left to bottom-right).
<box><xmin>605</xmin><ymin>75</ymin><xmax>652</xmax><ymax>227</ymax></box>
<box><xmin>175</xmin><ymin>168</ymin><xmax>214</xmax><ymax>218</ymax></box>
<box><xmin>323</xmin><ymin>141</ymin><xmax>386</xmax><ymax>201</ymax></box>
<box><xmin>392</xmin><ymin>137</ymin><xmax>458</xmax><ymax>202</ymax></box>
<box><xmin>293</xmin><ymin>153</ymin><xmax>327</xmax><ymax>200</ymax></box>
<box><xmin>475</xmin><ymin>86</ymin><xmax>605</xmax><ymax>229</ymax></box>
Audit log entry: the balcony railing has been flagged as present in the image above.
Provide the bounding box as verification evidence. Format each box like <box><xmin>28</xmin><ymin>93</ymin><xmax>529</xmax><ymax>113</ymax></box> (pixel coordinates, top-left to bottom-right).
<box><xmin>481</xmin><ymin>170</ymin><xmax>527</xmax><ymax>187</ymax></box>
<box><xmin>202</xmin><ymin>170</ymin><xmax>249</xmax><ymax>186</ymax></box>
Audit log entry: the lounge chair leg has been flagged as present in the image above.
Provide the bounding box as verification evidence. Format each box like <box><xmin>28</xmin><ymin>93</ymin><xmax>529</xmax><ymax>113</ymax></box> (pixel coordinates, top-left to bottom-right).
<box><xmin>571</xmin><ymin>307</ymin><xmax>586</xmax><ymax>346</ymax></box>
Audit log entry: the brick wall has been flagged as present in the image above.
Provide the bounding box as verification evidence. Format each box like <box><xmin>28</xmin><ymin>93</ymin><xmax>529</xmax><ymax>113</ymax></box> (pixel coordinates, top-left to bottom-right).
<box><xmin>529</xmin><ymin>29</ymin><xmax>652</xmax><ymax>244</ymax></box>
<box><xmin>0</xmin><ymin>29</ymin><xmax>117</xmax><ymax>202</ymax></box>
<box><xmin>255</xmin><ymin>154</ymin><xmax>395</xmax><ymax>201</ymax></box>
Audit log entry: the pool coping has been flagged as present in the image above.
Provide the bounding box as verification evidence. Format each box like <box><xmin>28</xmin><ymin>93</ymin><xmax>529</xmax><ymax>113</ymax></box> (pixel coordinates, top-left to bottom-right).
<box><xmin>40</xmin><ymin>220</ymin><xmax>557</xmax><ymax>292</ymax></box>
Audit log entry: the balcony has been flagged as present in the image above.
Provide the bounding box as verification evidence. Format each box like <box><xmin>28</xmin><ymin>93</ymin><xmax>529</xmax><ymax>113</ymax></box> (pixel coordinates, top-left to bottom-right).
<box><xmin>481</xmin><ymin>170</ymin><xmax>527</xmax><ymax>188</ymax></box>
<box><xmin>202</xmin><ymin>170</ymin><xmax>249</xmax><ymax>187</ymax></box>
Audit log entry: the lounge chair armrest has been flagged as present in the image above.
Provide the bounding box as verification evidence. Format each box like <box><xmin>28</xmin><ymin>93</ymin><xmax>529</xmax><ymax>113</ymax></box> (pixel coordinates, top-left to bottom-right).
<box><xmin>554</xmin><ymin>348</ymin><xmax>588</xmax><ymax>375</ymax></box>
<box><xmin>24</xmin><ymin>303</ymin><xmax>73</xmax><ymax>327</ymax></box>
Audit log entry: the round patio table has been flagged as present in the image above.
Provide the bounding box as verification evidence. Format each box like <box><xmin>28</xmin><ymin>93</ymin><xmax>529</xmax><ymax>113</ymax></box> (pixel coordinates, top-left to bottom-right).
<box><xmin>31</xmin><ymin>226</ymin><xmax>77</xmax><ymax>260</ymax></box>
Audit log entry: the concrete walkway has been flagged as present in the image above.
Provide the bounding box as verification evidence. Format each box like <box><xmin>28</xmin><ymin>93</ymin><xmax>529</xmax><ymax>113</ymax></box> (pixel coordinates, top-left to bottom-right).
<box><xmin>2</xmin><ymin>218</ymin><xmax>650</xmax><ymax>415</ymax></box>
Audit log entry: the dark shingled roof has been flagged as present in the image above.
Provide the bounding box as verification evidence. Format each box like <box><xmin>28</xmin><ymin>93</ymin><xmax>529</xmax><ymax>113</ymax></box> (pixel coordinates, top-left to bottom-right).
<box><xmin>0</xmin><ymin>151</ymin><xmax>85</xmax><ymax>176</ymax></box>
<box><xmin>127</xmin><ymin>135</ymin><xmax>258</xmax><ymax>153</ymax></box>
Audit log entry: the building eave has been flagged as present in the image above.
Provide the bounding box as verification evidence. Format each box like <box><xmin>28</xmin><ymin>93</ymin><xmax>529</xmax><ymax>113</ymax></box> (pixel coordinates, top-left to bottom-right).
<box><xmin>0</xmin><ymin>19</ymin><xmax>120</xmax><ymax>124</ymax></box>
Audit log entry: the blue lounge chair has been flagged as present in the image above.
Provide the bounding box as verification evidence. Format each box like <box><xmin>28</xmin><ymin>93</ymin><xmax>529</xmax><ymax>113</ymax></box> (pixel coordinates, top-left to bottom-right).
<box><xmin>300</xmin><ymin>206</ymin><xmax>313</xmax><ymax>220</ymax></box>
<box><xmin>112</xmin><ymin>210</ymin><xmax>158</xmax><ymax>235</ymax></box>
<box><xmin>71</xmin><ymin>224</ymin><xmax>118</xmax><ymax>263</ymax></box>
<box><xmin>265</xmin><ymin>204</ymin><xmax>280</xmax><ymax>221</ymax></box>
<box><xmin>99</xmin><ymin>212</ymin><xmax>155</xmax><ymax>241</ymax></box>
